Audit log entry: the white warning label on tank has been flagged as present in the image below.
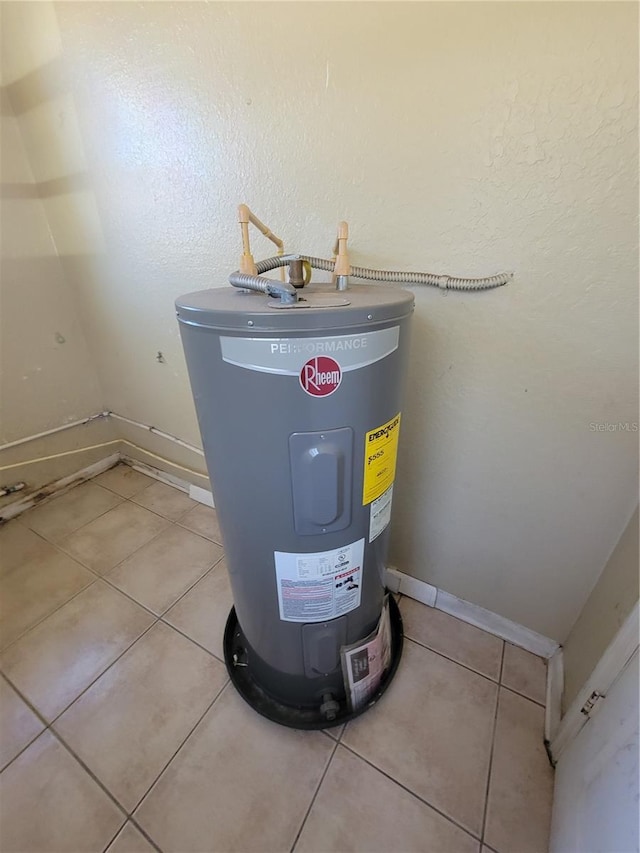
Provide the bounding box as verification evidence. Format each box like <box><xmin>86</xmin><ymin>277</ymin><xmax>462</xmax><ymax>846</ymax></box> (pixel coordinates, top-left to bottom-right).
<box><xmin>369</xmin><ymin>486</ymin><xmax>393</xmax><ymax>542</ymax></box>
<box><xmin>274</xmin><ymin>539</ymin><xmax>364</xmax><ymax>623</ymax></box>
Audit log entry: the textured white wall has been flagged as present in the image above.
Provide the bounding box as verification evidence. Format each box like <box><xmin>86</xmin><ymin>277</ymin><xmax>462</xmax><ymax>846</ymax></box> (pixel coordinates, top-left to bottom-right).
<box><xmin>0</xmin><ymin>70</ymin><xmax>103</xmax><ymax>444</ymax></box>
<box><xmin>2</xmin><ymin>2</ymin><xmax>637</xmax><ymax>639</ymax></box>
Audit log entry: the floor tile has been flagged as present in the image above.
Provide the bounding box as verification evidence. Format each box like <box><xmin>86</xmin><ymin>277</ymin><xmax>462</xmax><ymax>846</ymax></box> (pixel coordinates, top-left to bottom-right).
<box><xmin>322</xmin><ymin>723</ymin><xmax>346</xmax><ymax>741</ymax></box>
<box><xmin>0</xmin><ymin>676</ymin><xmax>44</xmax><ymax>769</ymax></box>
<box><xmin>484</xmin><ymin>688</ymin><xmax>554</xmax><ymax>853</ymax></box>
<box><xmin>178</xmin><ymin>504</ymin><xmax>223</xmax><ymax>545</ymax></box>
<box><xmin>132</xmin><ymin>481</ymin><xmax>197</xmax><ymax>521</ymax></box>
<box><xmin>401</xmin><ymin>598</ymin><xmax>503</xmax><ymax>681</ymax></box>
<box><xmin>59</xmin><ymin>502</ymin><xmax>169</xmax><ymax>575</ymax></box>
<box><xmin>296</xmin><ymin>744</ymin><xmax>479</xmax><ymax>853</ymax></box>
<box><xmin>0</xmin><ymin>547</ymin><xmax>95</xmax><ymax>650</ymax></box>
<box><xmin>0</xmin><ymin>581</ymin><xmax>154</xmax><ymax>721</ymax></box>
<box><xmin>501</xmin><ymin>643</ymin><xmax>547</xmax><ymax>705</ymax></box>
<box><xmin>135</xmin><ymin>686</ymin><xmax>333</xmax><ymax>853</ymax></box>
<box><xmin>94</xmin><ymin>464</ymin><xmax>155</xmax><ymax>498</ymax></box>
<box><xmin>0</xmin><ymin>521</ymin><xmax>51</xmax><ymax>577</ymax></box>
<box><xmin>56</xmin><ymin>622</ymin><xmax>228</xmax><ymax>812</ymax></box>
<box><xmin>106</xmin><ymin>822</ymin><xmax>156</xmax><ymax>853</ymax></box>
<box><xmin>163</xmin><ymin>559</ymin><xmax>232</xmax><ymax>659</ymax></box>
<box><xmin>22</xmin><ymin>481</ymin><xmax>123</xmax><ymax>543</ymax></box>
<box><xmin>343</xmin><ymin>639</ymin><xmax>497</xmax><ymax>837</ymax></box>
<box><xmin>0</xmin><ymin>731</ymin><xmax>124</xmax><ymax>853</ymax></box>
<box><xmin>106</xmin><ymin>525</ymin><xmax>223</xmax><ymax>615</ymax></box>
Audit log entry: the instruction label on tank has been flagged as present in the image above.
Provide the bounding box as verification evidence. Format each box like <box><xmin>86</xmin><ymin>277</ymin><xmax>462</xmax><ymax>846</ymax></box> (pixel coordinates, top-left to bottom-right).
<box><xmin>369</xmin><ymin>486</ymin><xmax>393</xmax><ymax>542</ymax></box>
<box><xmin>274</xmin><ymin>539</ymin><xmax>364</xmax><ymax>623</ymax></box>
<box><xmin>363</xmin><ymin>413</ymin><xmax>401</xmax><ymax>505</ymax></box>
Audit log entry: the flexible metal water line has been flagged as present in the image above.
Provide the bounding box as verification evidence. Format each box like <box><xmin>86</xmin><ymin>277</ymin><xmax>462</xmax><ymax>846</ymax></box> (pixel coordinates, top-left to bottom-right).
<box><xmin>300</xmin><ymin>256</ymin><xmax>513</xmax><ymax>291</ymax></box>
<box><xmin>229</xmin><ymin>254</ymin><xmax>512</xmax><ymax>299</ymax></box>
<box><xmin>228</xmin><ymin>268</ymin><xmax>298</xmax><ymax>303</ymax></box>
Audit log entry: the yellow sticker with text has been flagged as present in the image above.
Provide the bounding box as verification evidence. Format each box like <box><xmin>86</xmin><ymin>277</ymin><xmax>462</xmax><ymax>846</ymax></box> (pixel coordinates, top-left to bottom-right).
<box><xmin>363</xmin><ymin>413</ymin><xmax>401</xmax><ymax>505</ymax></box>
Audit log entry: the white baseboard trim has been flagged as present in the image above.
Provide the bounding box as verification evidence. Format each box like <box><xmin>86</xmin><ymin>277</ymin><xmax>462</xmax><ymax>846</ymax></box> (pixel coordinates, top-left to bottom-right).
<box><xmin>0</xmin><ymin>453</ymin><xmax>120</xmax><ymax>522</ymax></box>
<box><xmin>1</xmin><ymin>449</ymin><xmax>214</xmax><ymax>524</ymax></box>
<box><xmin>435</xmin><ymin>587</ymin><xmax>560</xmax><ymax>659</ymax></box>
<box><xmin>385</xmin><ymin>567</ymin><xmax>437</xmax><ymax>606</ymax></box>
<box><xmin>549</xmin><ymin>600</ymin><xmax>639</xmax><ymax>762</ymax></box>
<box><xmin>188</xmin><ymin>485</ymin><xmax>215</xmax><ymax>508</ymax></box>
<box><xmin>385</xmin><ymin>568</ymin><xmax>560</xmax><ymax>659</ymax></box>
<box><xmin>545</xmin><ymin>647</ymin><xmax>564</xmax><ymax>743</ymax></box>
<box><xmin>122</xmin><ymin>455</ymin><xmax>192</xmax><ymax>494</ymax></box>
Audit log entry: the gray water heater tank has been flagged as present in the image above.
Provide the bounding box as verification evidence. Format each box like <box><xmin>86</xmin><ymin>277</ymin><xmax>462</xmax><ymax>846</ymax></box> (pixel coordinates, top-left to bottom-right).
<box><xmin>176</xmin><ymin>282</ymin><xmax>414</xmax><ymax>728</ymax></box>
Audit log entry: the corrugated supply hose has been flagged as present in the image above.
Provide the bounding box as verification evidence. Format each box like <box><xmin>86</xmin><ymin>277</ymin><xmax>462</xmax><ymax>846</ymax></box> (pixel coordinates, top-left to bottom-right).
<box><xmin>228</xmin><ymin>254</ymin><xmax>512</xmax><ymax>302</ymax></box>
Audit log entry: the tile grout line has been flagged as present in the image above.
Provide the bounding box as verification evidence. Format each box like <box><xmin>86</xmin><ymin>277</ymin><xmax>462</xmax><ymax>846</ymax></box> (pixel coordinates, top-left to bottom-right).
<box><xmin>3</xmin><ymin>627</ymin><xmax>228</xmax><ymax>850</ymax></box>
<box><xmin>175</xmin><ymin>517</ymin><xmax>224</xmax><ymax>546</ymax></box>
<box><xmin>480</xmin><ymin>641</ymin><xmax>506</xmax><ymax>846</ymax></box>
<box><xmin>4</xmin><ymin>646</ymin><xmax>229</xmax><ymax>850</ymax></box>
<box><xmin>0</xmin><ymin>671</ymin><xmax>51</xmax><ymax>774</ymax></box>
<box><xmin>22</xmin><ymin>485</ymin><xmax>131</xmax><ymax>544</ymax></box>
<box><xmin>403</xmin><ymin>634</ymin><xmax>503</xmax><ymax>685</ymax></box>
<box><xmin>338</xmin><ymin>740</ymin><xmax>483</xmax><ymax>843</ymax></box>
<box><xmin>0</xmin><ymin>615</ymin><xmax>162</xmax><ymax>774</ymax></box>
<box><xmin>54</xmin><ymin>511</ymin><xmax>174</xmax><ymax>574</ymax></box>
<box><xmin>121</xmin><ymin>818</ymin><xmax>164</xmax><ymax>853</ymax></box>
<box><xmin>17</xmin><ymin>481</ymin><xmax>126</xmax><ymax>537</ymax></box>
<box><xmin>126</xmin><ymin>497</ymin><xmax>200</xmax><ymax>527</ymax></box>
<box><xmin>3</xmin><ymin>496</ymin><xmax>182</xmax><ymax>656</ymax></box>
<box><xmin>49</xmin><ymin>727</ymin><xmax>130</xmax><ymax>824</ymax></box>
<box><xmin>0</xmin><ymin>574</ymin><xmax>101</xmax><ymax>656</ymax></box>
<box><xmin>97</xmin><ymin>547</ymin><xmax>225</xmax><ymax>624</ymax></box>
<box><xmin>58</xmin><ymin>500</ymin><xmax>223</xmax><ymax>585</ymax></box>
<box><xmin>2</xmin><ymin>508</ymin><xmax>223</xmax><ymax>659</ymax></box>
<box><xmin>2</xmin><ymin>527</ymin><xmax>228</xmax><ymax>734</ymax></box>
<box><xmin>10</xmin><ymin>487</ymin><xmax>220</xmax><ymax>665</ymax></box>
<box><xmin>101</xmin><ymin>468</ymin><xmax>220</xmax><ymax>535</ymax></box>
<box><xmin>403</xmin><ymin>635</ymin><xmax>545</xmax><ymax>708</ymax></box>
<box><xmin>3</xmin><ymin>700</ymin><xmax>132</xmax><ymax>841</ymax></box>
<box><xmin>128</xmin><ymin>483</ymin><xmax>199</xmax><ymax>518</ymax></box>
<box><xmin>289</xmin><ymin>737</ymin><xmax>340</xmax><ymax>852</ymax></box>
<box><xmin>97</xmin><ymin>822</ymin><xmax>122</xmax><ymax>853</ymax></box>
<box><xmin>100</xmin><ymin>818</ymin><xmax>164</xmax><ymax>853</ymax></box>
<box><xmin>34</xmin><ymin>510</ymin><xmax>221</xmax><ymax>623</ymax></box>
<box><xmin>95</xmin><ymin>462</ymin><xmax>204</xmax><ymax>512</ymax></box>
<box><xmin>156</xmin><ymin>552</ymin><xmax>226</xmax><ymax>618</ymax></box>
<box><xmin>500</xmin><ymin>682</ymin><xmax>546</xmax><ymax>709</ymax></box>
<box><xmin>27</xmin><ymin>469</ymin><xmax>213</xmax><ymax>570</ymax></box>
<box><xmin>0</xmin><ymin>728</ymin><xmax>43</xmax><ymax>775</ymax></box>
<box><xmin>47</xmin><ymin>617</ymin><xmax>163</xmax><ymax>727</ymax></box>
<box><xmin>157</xmin><ymin>613</ymin><xmax>226</xmax><ymax>664</ymax></box>
<box><xmin>0</xmin><ymin>670</ymin><xmax>52</xmax><ymax>731</ymax></box>
<box><xmin>129</xmin><ymin>679</ymin><xmax>231</xmax><ymax>819</ymax></box>
<box><xmin>0</xmin><ymin>564</ymin><xmax>162</xmax><ymax>659</ymax></box>
<box><xmin>92</xmin><ymin>467</ymin><xmax>158</xmax><ymax>501</ymax></box>
<box><xmin>498</xmin><ymin>640</ymin><xmax>506</xmax><ymax>683</ymax></box>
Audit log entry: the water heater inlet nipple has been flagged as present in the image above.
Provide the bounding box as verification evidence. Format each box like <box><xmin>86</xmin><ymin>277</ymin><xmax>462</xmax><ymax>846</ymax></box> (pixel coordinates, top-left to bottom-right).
<box><xmin>320</xmin><ymin>693</ymin><xmax>340</xmax><ymax>721</ymax></box>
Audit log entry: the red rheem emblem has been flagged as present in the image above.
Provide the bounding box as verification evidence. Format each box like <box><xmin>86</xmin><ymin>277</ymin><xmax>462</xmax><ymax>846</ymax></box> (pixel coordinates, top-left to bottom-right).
<box><xmin>300</xmin><ymin>356</ymin><xmax>342</xmax><ymax>397</ymax></box>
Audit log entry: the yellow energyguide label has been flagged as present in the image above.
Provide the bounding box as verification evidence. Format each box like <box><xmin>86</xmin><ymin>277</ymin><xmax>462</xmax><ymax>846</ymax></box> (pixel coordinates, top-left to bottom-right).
<box><xmin>362</xmin><ymin>413</ymin><xmax>401</xmax><ymax>505</ymax></box>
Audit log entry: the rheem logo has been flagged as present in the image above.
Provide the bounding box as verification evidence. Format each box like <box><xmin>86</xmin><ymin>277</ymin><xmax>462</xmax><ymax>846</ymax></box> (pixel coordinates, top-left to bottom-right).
<box><xmin>300</xmin><ymin>356</ymin><xmax>342</xmax><ymax>397</ymax></box>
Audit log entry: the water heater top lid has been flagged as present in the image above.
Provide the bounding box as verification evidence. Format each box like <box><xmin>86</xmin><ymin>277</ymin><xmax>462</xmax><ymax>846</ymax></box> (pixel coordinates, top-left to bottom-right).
<box><xmin>176</xmin><ymin>283</ymin><xmax>414</xmax><ymax>333</ymax></box>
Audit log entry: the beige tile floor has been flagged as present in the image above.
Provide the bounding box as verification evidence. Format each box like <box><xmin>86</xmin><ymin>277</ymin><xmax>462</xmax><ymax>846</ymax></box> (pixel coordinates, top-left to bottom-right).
<box><xmin>0</xmin><ymin>464</ymin><xmax>554</xmax><ymax>853</ymax></box>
